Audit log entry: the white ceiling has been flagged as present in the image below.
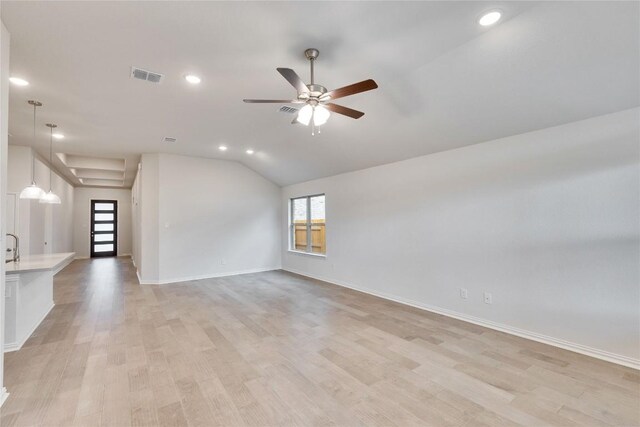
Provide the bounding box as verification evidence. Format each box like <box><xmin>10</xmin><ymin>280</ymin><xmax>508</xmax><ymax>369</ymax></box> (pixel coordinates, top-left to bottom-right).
<box><xmin>3</xmin><ymin>1</ymin><xmax>638</xmax><ymax>187</ymax></box>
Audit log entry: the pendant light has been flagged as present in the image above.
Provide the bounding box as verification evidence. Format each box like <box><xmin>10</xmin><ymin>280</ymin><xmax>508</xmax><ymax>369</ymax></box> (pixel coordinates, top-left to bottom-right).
<box><xmin>39</xmin><ymin>123</ymin><xmax>61</xmax><ymax>204</ymax></box>
<box><xmin>19</xmin><ymin>100</ymin><xmax>45</xmax><ymax>199</ymax></box>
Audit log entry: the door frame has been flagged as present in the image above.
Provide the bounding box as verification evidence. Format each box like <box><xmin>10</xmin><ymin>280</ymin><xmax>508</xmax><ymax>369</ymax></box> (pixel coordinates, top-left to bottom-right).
<box><xmin>90</xmin><ymin>199</ymin><xmax>118</xmax><ymax>258</ymax></box>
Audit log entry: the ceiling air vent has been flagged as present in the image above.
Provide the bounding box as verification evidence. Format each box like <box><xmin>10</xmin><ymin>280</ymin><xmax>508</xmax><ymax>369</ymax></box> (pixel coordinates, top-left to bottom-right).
<box><xmin>162</xmin><ymin>136</ymin><xmax>177</xmax><ymax>143</ymax></box>
<box><xmin>131</xmin><ymin>66</ymin><xmax>164</xmax><ymax>84</ymax></box>
<box><xmin>279</xmin><ymin>106</ymin><xmax>299</xmax><ymax>114</ymax></box>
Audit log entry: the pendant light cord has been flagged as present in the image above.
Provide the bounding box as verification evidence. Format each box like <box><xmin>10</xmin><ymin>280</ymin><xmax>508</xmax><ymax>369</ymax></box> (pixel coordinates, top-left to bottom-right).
<box><xmin>32</xmin><ymin>102</ymin><xmax>36</xmax><ymax>183</ymax></box>
<box><xmin>49</xmin><ymin>125</ymin><xmax>53</xmax><ymax>191</ymax></box>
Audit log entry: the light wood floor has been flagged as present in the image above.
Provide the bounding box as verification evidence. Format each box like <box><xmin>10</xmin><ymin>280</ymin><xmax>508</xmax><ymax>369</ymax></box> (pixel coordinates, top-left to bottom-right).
<box><xmin>1</xmin><ymin>258</ymin><xmax>638</xmax><ymax>427</ymax></box>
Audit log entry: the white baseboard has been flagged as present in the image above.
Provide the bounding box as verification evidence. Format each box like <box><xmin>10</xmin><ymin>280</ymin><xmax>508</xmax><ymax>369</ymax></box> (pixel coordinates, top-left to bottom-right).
<box><xmin>0</xmin><ymin>387</ymin><xmax>8</xmax><ymax>407</ymax></box>
<box><xmin>4</xmin><ymin>302</ymin><xmax>55</xmax><ymax>353</ymax></box>
<box><xmin>138</xmin><ymin>266</ymin><xmax>282</xmax><ymax>285</ymax></box>
<box><xmin>283</xmin><ymin>268</ymin><xmax>640</xmax><ymax>370</ymax></box>
<box><xmin>75</xmin><ymin>255</ymin><xmax>131</xmax><ymax>260</ymax></box>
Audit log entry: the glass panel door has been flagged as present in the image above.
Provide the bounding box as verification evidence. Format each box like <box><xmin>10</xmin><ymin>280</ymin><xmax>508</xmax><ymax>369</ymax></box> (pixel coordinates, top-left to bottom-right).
<box><xmin>90</xmin><ymin>200</ymin><xmax>117</xmax><ymax>257</ymax></box>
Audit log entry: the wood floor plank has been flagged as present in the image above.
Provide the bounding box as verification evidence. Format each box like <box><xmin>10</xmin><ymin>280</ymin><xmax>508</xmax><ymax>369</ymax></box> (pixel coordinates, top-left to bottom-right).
<box><xmin>1</xmin><ymin>257</ymin><xmax>637</xmax><ymax>427</ymax></box>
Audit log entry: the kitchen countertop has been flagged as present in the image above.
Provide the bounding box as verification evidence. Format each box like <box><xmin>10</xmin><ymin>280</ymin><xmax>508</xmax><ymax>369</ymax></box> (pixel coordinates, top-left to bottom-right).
<box><xmin>5</xmin><ymin>252</ymin><xmax>76</xmax><ymax>274</ymax></box>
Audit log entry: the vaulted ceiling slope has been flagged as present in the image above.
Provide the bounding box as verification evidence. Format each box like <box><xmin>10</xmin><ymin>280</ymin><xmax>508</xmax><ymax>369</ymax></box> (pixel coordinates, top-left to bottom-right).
<box><xmin>3</xmin><ymin>1</ymin><xmax>638</xmax><ymax>187</ymax></box>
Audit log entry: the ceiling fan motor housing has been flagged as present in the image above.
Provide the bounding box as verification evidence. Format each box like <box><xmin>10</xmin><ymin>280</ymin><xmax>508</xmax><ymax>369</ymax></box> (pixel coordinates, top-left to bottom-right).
<box><xmin>300</xmin><ymin>84</ymin><xmax>329</xmax><ymax>104</ymax></box>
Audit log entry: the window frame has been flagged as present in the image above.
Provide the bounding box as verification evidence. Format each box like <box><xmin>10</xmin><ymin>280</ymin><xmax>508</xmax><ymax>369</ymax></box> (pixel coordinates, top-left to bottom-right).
<box><xmin>289</xmin><ymin>193</ymin><xmax>326</xmax><ymax>256</ymax></box>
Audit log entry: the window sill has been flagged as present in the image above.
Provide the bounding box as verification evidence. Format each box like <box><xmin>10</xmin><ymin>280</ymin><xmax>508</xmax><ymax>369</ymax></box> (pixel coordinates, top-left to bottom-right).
<box><xmin>287</xmin><ymin>250</ymin><xmax>326</xmax><ymax>259</ymax></box>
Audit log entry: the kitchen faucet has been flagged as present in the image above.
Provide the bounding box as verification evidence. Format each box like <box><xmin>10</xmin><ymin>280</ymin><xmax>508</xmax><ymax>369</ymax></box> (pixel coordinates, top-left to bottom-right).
<box><xmin>6</xmin><ymin>233</ymin><xmax>19</xmax><ymax>263</ymax></box>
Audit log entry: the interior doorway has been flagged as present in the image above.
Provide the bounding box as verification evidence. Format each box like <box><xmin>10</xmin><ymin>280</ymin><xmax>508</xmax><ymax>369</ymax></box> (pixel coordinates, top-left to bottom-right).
<box><xmin>90</xmin><ymin>200</ymin><xmax>117</xmax><ymax>257</ymax></box>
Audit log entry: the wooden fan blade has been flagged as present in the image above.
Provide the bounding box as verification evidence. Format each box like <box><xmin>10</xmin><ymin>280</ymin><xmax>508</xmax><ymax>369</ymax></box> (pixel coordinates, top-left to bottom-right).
<box><xmin>321</xmin><ymin>79</ymin><xmax>378</xmax><ymax>101</ymax></box>
<box><xmin>324</xmin><ymin>103</ymin><xmax>365</xmax><ymax>119</ymax></box>
<box><xmin>243</xmin><ymin>99</ymin><xmax>302</xmax><ymax>103</ymax></box>
<box><xmin>277</xmin><ymin>68</ymin><xmax>310</xmax><ymax>94</ymax></box>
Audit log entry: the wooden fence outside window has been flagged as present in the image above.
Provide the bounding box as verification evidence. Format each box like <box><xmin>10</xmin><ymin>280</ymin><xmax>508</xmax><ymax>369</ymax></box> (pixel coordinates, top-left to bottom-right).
<box><xmin>293</xmin><ymin>219</ymin><xmax>326</xmax><ymax>254</ymax></box>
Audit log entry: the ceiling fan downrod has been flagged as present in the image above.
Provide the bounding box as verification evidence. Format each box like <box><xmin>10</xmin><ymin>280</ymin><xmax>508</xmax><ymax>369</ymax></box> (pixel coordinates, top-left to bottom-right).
<box><xmin>305</xmin><ymin>48</ymin><xmax>319</xmax><ymax>86</ymax></box>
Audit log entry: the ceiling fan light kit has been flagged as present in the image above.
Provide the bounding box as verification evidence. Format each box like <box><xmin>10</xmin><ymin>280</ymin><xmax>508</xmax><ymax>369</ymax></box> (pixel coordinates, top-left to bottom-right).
<box><xmin>243</xmin><ymin>48</ymin><xmax>378</xmax><ymax>135</ymax></box>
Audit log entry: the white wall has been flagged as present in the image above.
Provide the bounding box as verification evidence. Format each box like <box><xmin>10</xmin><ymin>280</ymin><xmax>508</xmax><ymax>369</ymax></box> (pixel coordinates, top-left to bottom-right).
<box><xmin>6</xmin><ymin>145</ymin><xmax>30</xmax><ymax>254</ymax></box>
<box><xmin>0</xmin><ymin>14</ymin><xmax>9</xmax><ymax>406</ymax></box>
<box><xmin>135</xmin><ymin>153</ymin><xmax>281</xmax><ymax>284</ymax></box>
<box><xmin>73</xmin><ymin>187</ymin><xmax>132</xmax><ymax>258</ymax></box>
<box><xmin>51</xmin><ymin>169</ymin><xmax>74</xmax><ymax>253</ymax></box>
<box><xmin>137</xmin><ymin>154</ymin><xmax>159</xmax><ymax>282</ymax></box>
<box><xmin>30</xmin><ymin>158</ymin><xmax>48</xmax><ymax>254</ymax></box>
<box><xmin>131</xmin><ymin>166</ymin><xmax>141</xmax><ymax>273</ymax></box>
<box><xmin>6</xmin><ymin>146</ymin><xmax>74</xmax><ymax>255</ymax></box>
<box><xmin>281</xmin><ymin>108</ymin><xmax>640</xmax><ymax>367</ymax></box>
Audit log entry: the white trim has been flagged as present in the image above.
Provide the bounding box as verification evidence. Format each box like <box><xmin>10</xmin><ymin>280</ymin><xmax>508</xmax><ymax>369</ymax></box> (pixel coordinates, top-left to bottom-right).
<box><xmin>4</xmin><ymin>302</ymin><xmax>55</xmax><ymax>353</ymax></box>
<box><xmin>74</xmin><ymin>256</ymin><xmax>89</xmax><ymax>260</ymax></box>
<box><xmin>287</xmin><ymin>250</ymin><xmax>326</xmax><ymax>258</ymax></box>
<box><xmin>138</xmin><ymin>266</ymin><xmax>282</xmax><ymax>285</ymax></box>
<box><xmin>283</xmin><ymin>268</ymin><xmax>640</xmax><ymax>370</ymax></box>
<box><xmin>0</xmin><ymin>387</ymin><xmax>9</xmax><ymax>407</ymax></box>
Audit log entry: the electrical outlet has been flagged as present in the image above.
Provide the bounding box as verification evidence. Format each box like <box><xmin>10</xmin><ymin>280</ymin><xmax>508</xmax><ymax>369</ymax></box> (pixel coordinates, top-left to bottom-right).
<box><xmin>484</xmin><ymin>292</ymin><xmax>492</xmax><ymax>304</ymax></box>
<box><xmin>220</xmin><ymin>259</ymin><xmax>227</xmax><ymax>265</ymax></box>
<box><xmin>460</xmin><ymin>288</ymin><xmax>468</xmax><ymax>299</ymax></box>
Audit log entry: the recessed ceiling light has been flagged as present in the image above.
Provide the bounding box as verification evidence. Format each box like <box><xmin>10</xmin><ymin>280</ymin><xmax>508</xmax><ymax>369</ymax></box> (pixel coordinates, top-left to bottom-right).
<box><xmin>246</xmin><ymin>149</ymin><xmax>254</xmax><ymax>155</ymax></box>
<box><xmin>218</xmin><ymin>145</ymin><xmax>228</xmax><ymax>151</ymax></box>
<box><xmin>185</xmin><ymin>74</ymin><xmax>201</xmax><ymax>84</ymax></box>
<box><xmin>10</xmin><ymin>77</ymin><xmax>29</xmax><ymax>86</ymax></box>
<box><xmin>52</xmin><ymin>133</ymin><xmax>64</xmax><ymax>140</ymax></box>
<box><xmin>478</xmin><ymin>10</ymin><xmax>502</xmax><ymax>26</ymax></box>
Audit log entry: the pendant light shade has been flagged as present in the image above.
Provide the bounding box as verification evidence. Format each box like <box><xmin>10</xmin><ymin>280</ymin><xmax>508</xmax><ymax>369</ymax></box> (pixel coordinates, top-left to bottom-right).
<box><xmin>39</xmin><ymin>190</ymin><xmax>61</xmax><ymax>204</ymax></box>
<box><xmin>39</xmin><ymin>123</ymin><xmax>61</xmax><ymax>205</ymax></box>
<box><xmin>20</xmin><ymin>183</ymin><xmax>45</xmax><ymax>199</ymax></box>
<box><xmin>20</xmin><ymin>100</ymin><xmax>45</xmax><ymax>199</ymax></box>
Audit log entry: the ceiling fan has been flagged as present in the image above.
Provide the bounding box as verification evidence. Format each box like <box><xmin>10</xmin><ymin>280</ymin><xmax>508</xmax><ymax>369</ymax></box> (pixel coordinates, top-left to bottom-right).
<box><xmin>243</xmin><ymin>48</ymin><xmax>378</xmax><ymax>134</ymax></box>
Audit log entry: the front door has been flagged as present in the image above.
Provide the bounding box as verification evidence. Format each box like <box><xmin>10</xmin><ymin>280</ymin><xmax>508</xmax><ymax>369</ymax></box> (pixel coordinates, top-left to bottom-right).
<box><xmin>90</xmin><ymin>200</ymin><xmax>117</xmax><ymax>257</ymax></box>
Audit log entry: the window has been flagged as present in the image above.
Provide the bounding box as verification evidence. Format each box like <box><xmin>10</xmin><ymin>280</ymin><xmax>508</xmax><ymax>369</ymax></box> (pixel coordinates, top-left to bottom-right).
<box><xmin>290</xmin><ymin>194</ymin><xmax>326</xmax><ymax>255</ymax></box>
